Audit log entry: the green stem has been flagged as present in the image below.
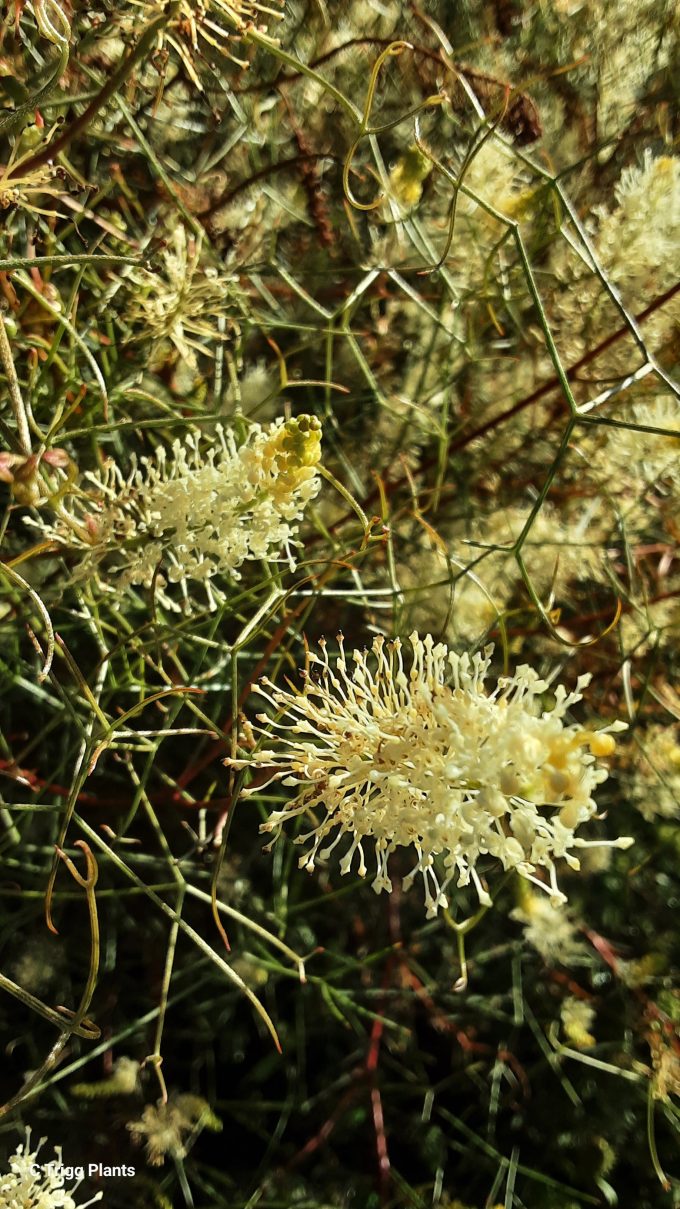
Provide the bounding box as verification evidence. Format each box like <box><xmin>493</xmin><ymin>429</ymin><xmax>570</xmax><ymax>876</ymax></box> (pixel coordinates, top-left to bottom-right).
<box><xmin>0</xmin><ymin>311</ymin><xmax>31</xmax><ymax>455</ymax></box>
<box><xmin>647</xmin><ymin>1082</ymin><xmax>671</xmax><ymax>1191</ymax></box>
<box><xmin>0</xmin><ymin>255</ymin><xmax>143</xmax><ymax>270</ymax></box>
<box><xmin>318</xmin><ymin>463</ymin><xmax>371</xmax><ymax>537</ymax></box>
<box><xmin>0</xmin><ymin>561</ymin><xmax>54</xmax><ymax>680</ymax></box>
<box><xmin>245</xmin><ymin>28</ymin><xmax>361</xmax><ymax>122</ymax></box>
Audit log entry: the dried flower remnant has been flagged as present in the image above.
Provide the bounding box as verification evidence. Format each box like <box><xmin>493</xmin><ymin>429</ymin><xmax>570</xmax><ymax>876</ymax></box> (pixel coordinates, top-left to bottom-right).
<box><xmin>122</xmin><ymin>0</ymin><xmax>284</xmax><ymax>88</ymax></box>
<box><xmin>0</xmin><ymin>125</ymin><xmax>67</xmax><ymax>216</ymax></box>
<box><xmin>0</xmin><ymin>154</ymin><xmax>57</xmax><ymax>215</ymax></box>
<box><xmin>125</xmin><ymin>225</ymin><xmax>244</xmax><ymax>368</ymax></box>
<box><xmin>71</xmin><ymin>1056</ymin><xmax>141</xmax><ymax>1099</ymax></box>
<box><xmin>228</xmin><ymin>632</ymin><xmax>631</xmax><ymax>918</ymax></box>
<box><xmin>127</xmin><ymin>1093</ymin><xmax>222</xmax><ymax>1166</ymax></box>
<box><xmin>0</xmin><ymin>1132</ymin><xmax>102</xmax><ymax>1208</ymax></box>
<box><xmin>0</xmin><ymin>446</ymin><xmax>74</xmax><ymax>508</ymax></box>
<box><xmin>647</xmin><ymin>993</ymin><xmax>680</xmax><ymax>1101</ymax></box>
<box><xmin>33</xmin><ymin>416</ymin><xmax>322</xmax><ymax>605</ymax></box>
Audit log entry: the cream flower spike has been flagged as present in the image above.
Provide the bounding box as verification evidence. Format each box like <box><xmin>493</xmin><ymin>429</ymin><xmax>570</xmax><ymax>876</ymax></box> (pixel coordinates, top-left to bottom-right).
<box><xmin>0</xmin><ymin>1130</ymin><xmax>102</xmax><ymax>1208</ymax></box>
<box><xmin>228</xmin><ymin>633</ymin><xmax>632</xmax><ymax>918</ymax></box>
<box><xmin>32</xmin><ymin>416</ymin><xmax>322</xmax><ymax>608</ymax></box>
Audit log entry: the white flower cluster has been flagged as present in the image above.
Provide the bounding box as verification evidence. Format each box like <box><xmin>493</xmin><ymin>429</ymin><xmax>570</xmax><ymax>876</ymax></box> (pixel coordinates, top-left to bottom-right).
<box><xmin>596</xmin><ymin>152</ymin><xmax>680</xmax><ymax>294</ymax></box>
<box><xmin>630</xmin><ymin>724</ymin><xmax>680</xmax><ymax>821</ymax></box>
<box><xmin>520</xmin><ymin>0</ymin><xmax>673</xmax><ymax>145</ymax></box>
<box><xmin>511</xmin><ymin>891</ymin><xmax>585</xmax><ymax>966</ymax></box>
<box><xmin>229</xmin><ymin>632</ymin><xmax>631</xmax><ymax>917</ymax></box>
<box><xmin>457</xmin><ymin>137</ymin><xmax>530</xmax><ymax>223</ymax></box>
<box><xmin>552</xmin><ymin>152</ymin><xmax>680</xmax><ymax>367</ymax></box>
<box><xmin>39</xmin><ymin>416</ymin><xmax>322</xmax><ymax>604</ymax></box>
<box><xmin>0</xmin><ymin>1133</ymin><xmax>101</xmax><ymax>1209</ymax></box>
<box><xmin>588</xmin><ymin>396</ymin><xmax>680</xmax><ymax>494</ymax></box>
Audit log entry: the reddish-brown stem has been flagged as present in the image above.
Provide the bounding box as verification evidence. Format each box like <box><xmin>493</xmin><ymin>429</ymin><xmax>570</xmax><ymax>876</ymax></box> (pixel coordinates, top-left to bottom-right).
<box><xmin>18</xmin><ymin>6</ymin><xmax>180</xmax><ymax>178</ymax></box>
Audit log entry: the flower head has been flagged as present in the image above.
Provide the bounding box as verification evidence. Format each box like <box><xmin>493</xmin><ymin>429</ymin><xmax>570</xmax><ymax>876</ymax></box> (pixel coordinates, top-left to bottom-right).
<box><xmin>590</xmin><ymin>396</ymin><xmax>680</xmax><ymax>493</ymax></box>
<box><xmin>0</xmin><ymin>1131</ymin><xmax>102</xmax><ymax>1208</ymax></box>
<box><xmin>400</xmin><ymin>498</ymin><xmax>612</xmax><ymax>644</ymax></box>
<box><xmin>31</xmin><ymin>416</ymin><xmax>322</xmax><ymax>607</ymax></box>
<box><xmin>550</xmin><ymin>153</ymin><xmax>680</xmax><ymax>368</ymax></box>
<box><xmin>229</xmin><ymin>632</ymin><xmax>631</xmax><ymax>917</ymax></box>
<box><xmin>597</xmin><ymin>153</ymin><xmax>680</xmax><ymax>292</ymax></box>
